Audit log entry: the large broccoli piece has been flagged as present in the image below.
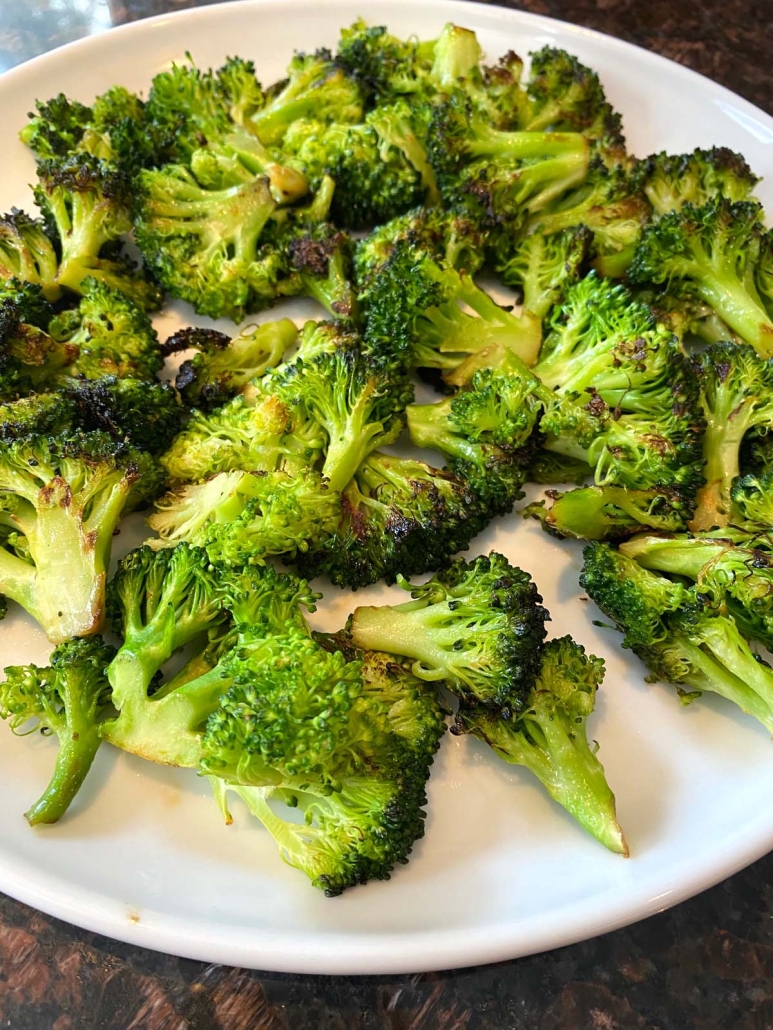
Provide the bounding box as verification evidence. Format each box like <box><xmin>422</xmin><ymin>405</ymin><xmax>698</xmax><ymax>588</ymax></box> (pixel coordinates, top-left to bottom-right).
<box><xmin>349</xmin><ymin>552</ymin><xmax>549</xmax><ymax>714</ymax></box>
<box><xmin>147</xmin><ymin>468</ymin><xmax>340</xmax><ymax>566</ymax></box>
<box><xmin>202</xmin><ymin>628</ymin><xmax>445</xmax><ymax>895</ymax></box>
<box><xmin>581</xmin><ymin>543</ymin><xmax>773</xmax><ymax>733</ymax></box>
<box><xmin>165</xmin><ymin>319</ymin><xmax>298</xmax><ymax>410</ymax></box>
<box><xmin>296</xmin><ymin>451</ymin><xmax>490</xmax><ymax>588</ymax></box>
<box><xmin>628</xmin><ymin>198</ymin><xmax>773</xmax><ymax>355</ymax></box>
<box><xmin>0</xmin><ymin>432</ymin><xmax>163</xmax><ymax>642</ymax></box>
<box><xmin>455</xmin><ymin>636</ymin><xmax>627</xmax><ymax>854</ymax></box>
<box><xmin>1</xmin><ymin>636</ymin><xmax>115</xmax><ymax>824</ymax></box>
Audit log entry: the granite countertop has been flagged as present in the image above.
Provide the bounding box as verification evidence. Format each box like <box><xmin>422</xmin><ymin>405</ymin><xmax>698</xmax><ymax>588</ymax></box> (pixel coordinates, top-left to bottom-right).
<box><xmin>1</xmin><ymin>1</ymin><xmax>772</xmax><ymax>1027</ymax></box>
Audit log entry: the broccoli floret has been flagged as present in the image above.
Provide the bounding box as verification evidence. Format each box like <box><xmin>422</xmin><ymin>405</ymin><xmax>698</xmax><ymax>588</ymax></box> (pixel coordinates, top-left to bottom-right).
<box><xmin>0</xmin><ymin>432</ymin><xmax>163</xmax><ymax>642</ymax></box>
<box><xmin>493</xmin><ymin>224</ymin><xmax>592</xmax><ymax>321</ymax></box>
<box><xmin>49</xmin><ymin>278</ymin><xmax>164</xmax><ymax>379</ymax></box>
<box><xmin>524</xmin><ymin>485</ymin><xmax>694</xmax><ymax>541</ymax></box>
<box><xmin>0</xmin><ymin>210</ymin><xmax>61</xmax><ymax>301</ymax></box>
<box><xmin>169</xmin><ymin>318</ymin><xmax>298</xmax><ymax>410</ymax></box>
<box><xmin>583</xmin><ymin>543</ymin><xmax>773</xmax><ymax>733</ymax></box>
<box><xmin>0</xmin><ymin>295</ymin><xmax>75</xmax><ymax>399</ymax></box>
<box><xmin>283</xmin><ymin>224</ymin><xmax>358</xmax><ymax>319</ymax></box>
<box><xmin>455</xmin><ymin>636</ymin><xmax>627</xmax><ymax>854</ymax></box>
<box><xmin>0</xmin><ymin>392</ymin><xmax>77</xmax><ymax>442</ymax></box>
<box><xmin>524</xmin><ymin>159</ymin><xmax>650</xmax><ymax>277</ymax></box>
<box><xmin>202</xmin><ymin>627</ymin><xmax>443</xmax><ymax>895</ymax></box>
<box><xmin>690</xmin><ymin>342</ymin><xmax>773</xmax><ymax>530</ymax></box>
<box><xmin>147</xmin><ymin>468</ymin><xmax>340</xmax><ymax>565</ymax></box>
<box><xmin>579</xmin><ymin>542</ymin><xmax>686</xmax><ymax>650</ymax></box>
<box><xmin>349</xmin><ymin>552</ymin><xmax>549</xmax><ymax>713</ymax></box>
<box><xmin>641</xmin><ymin>147</ymin><xmax>760</xmax><ymax>216</ymax></box>
<box><xmin>1</xmin><ymin>636</ymin><xmax>115</xmax><ymax>824</ymax></box>
<box><xmin>272</xmin><ymin>347</ymin><xmax>411</xmax><ymax>492</ymax></box>
<box><xmin>335</xmin><ymin>20</ymin><xmax>436</xmax><ymax>104</ymax></box>
<box><xmin>731</xmin><ymin>472</ymin><xmax>773</xmax><ymax>531</ymax></box>
<box><xmin>296</xmin><ymin>451</ymin><xmax>491</xmax><ymax>588</ymax></box>
<box><xmin>527</xmin><ymin>448</ymin><xmax>593</xmax><ymax>485</ymax></box>
<box><xmin>63</xmin><ymin>375</ymin><xmax>183</xmax><ymax>453</ymax></box>
<box><xmin>628</xmin><ymin>198</ymin><xmax>773</xmax><ymax>354</ymax></box>
<box><xmin>189</xmin><ymin>126</ymin><xmax>309</xmax><ymax>202</ymax></box>
<box><xmin>407</xmin><ymin>358</ymin><xmax>545</xmax><ymax>514</ymax></box>
<box><xmin>20</xmin><ymin>93</ymin><xmax>93</xmax><ymax>161</ymax></box>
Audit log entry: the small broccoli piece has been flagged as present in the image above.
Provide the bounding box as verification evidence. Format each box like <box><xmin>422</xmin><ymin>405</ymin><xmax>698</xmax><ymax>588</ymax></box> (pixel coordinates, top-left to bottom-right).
<box><xmin>455</xmin><ymin>636</ymin><xmax>627</xmax><ymax>854</ymax></box>
<box><xmin>190</xmin><ymin>127</ymin><xmax>309</xmax><ymax>203</ymax></box>
<box><xmin>272</xmin><ymin>347</ymin><xmax>411</xmax><ymax>492</ymax></box>
<box><xmin>20</xmin><ymin>93</ymin><xmax>93</xmax><ymax>161</ymax></box>
<box><xmin>407</xmin><ymin>358</ymin><xmax>545</xmax><ymax>514</ymax></box>
<box><xmin>524</xmin><ymin>159</ymin><xmax>650</xmax><ymax>277</ymax></box>
<box><xmin>641</xmin><ymin>147</ymin><xmax>760</xmax><ymax>216</ymax></box>
<box><xmin>628</xmin><ymin>198</ymin><xmax>773</xmax><ymax>354</ymax></box>
<box><xmin>1</xmin><ymin>636</ymin><xmax>116</xmax><ymax>824</ymax></box>
<box><xmin>171</xmin><ymin>318</ymin><xmax>298</xmax><ymax>410</ymax></box>
<box><xmin>48</xmin><ymin>278</ymin><xmax>164</xmax><ymax>380</ymax></box>
<box><xmin>202</xmin><ymin>626</ymin><xmax>443</xmax><ymax>895</ymax></box>
<box><xmin>283</xmin><ymin>223</ymin><xmax>358</xmax><ymax>320</ymax></box>
<box><xmin>0</xmin><ymin>432</ymin><xmax>163</xmax><ymax>643</ymax></box>
<box><xmin>527</xmin><ymin>448</ymin><xmax>593</xmax><ymax>485</ymax></box>
<box><xmin>160</xmin><ymin>379</ymin><xmax>325</xmax><ymax>483</ymax></box>
<box><xmin>520</xmin><ymin>47</ymin><xmax>626</xmax><ymax>145</ymax></box>
<box><xmin>583</xmin><ymin>543</ymin><xmax>773</xmax><ymax>732</ymax></box>
<box><xmin>731</xmin><ymin>472</ymin><xmax>773</xmax><ymax>531</ymax></box>
<box><xmin>524</xmin><ymin>485</ymin><xmax>694</xmax><ymax>541</ymax></box>
<box><xmin>0</xmin><ymin>392</ymin><xmax>77</xmax><ymax>442</ymax></box>
<box><xmin>63</xmin><ymin>375</ymin><xmax>183</xmax><ymax>453</ymax></box>
<box><xmin>0</xmin><ymin>210</ymin><xmax>61</xmax><ymax>301</ymax></box>
<box><xmin>335</xmin><ymin>19</ymin><xmax>436</xmax><ymax>104</ymax></box>
<box><xmin>135</xmin><ymin>165</ymin><xmax>294</xmax><ymax>320</ymax></box>
<box><xmin>579</xmin><ymin>542</ymin><xmax>687</xmax><ymax>650</ymax></box>
<box><xmin>296</xmin><ymin>451</ymin><xmax>490</xmax><ymax>588</ymax></box>
<box><xmin>349</xmin><ymin>552</ymin><xmax>549</xmax><ymax>713</ymax></box>
<box><xmin>147</xmin><ymin>468</ymin><xmax>340</xmax><ymax>565</ymax></box>
<box><xmin>690</xmin><ymin>342</ymin><xmax>773</xmax><ymax>531</ymax></box>
<box><xmin>493</xmin><ymin>224</ymin><xmax>592</xmax><ymax>321</ymax></box>
<box><xmin>0</xmin><ymin>294</ymin><xmax>75</xmax><ymax>398</ymax></box>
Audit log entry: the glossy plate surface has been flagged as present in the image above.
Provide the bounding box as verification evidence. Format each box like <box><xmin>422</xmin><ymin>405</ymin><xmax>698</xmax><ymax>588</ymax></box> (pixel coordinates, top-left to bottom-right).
<box><xmin>0</xmin><ymin>0</ymin><xmax>772</xmax><ymax>975</ymax></box>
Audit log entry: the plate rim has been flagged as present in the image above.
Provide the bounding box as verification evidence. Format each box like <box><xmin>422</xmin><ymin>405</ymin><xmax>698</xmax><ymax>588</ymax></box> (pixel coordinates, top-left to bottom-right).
<box><xmin>1</xmin><ymin>0</ymin><xmax>773</xmax><ymax>975</ymax></box>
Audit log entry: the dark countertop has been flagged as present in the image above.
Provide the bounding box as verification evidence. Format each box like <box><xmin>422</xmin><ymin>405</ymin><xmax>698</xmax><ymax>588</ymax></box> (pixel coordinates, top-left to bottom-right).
<box><xmin>1</xmin><ymin>2</ymin><xmax>772</xmax><ymax>1027</ymax></box>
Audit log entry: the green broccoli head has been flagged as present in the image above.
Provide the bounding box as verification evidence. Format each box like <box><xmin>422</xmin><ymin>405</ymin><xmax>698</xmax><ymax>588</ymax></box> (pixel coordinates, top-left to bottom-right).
<box><xmin>628</xmin><ymin>198</ymin><xmax>773</xmax><ymax>354</ymax></box>
<box><xmin>641</xmin><ymin>147</ymin><xmax>760</xmax><ymax>216</ymax></box>
<box><xmin>283</xmin><ymin>223</ymin><xmax>358</xmax><ymax>319</ymax></box>
<box><xmin>350</xmin><ymin>552</ymin><xmax>549</xmax><ymax>713</ymax></box>
<box><xmin>148</xmin><ymin>467</ymin><xmax>340</xmax><ymax>567</ymax></box>
<box><xmin>335</xmin><ymin>19</ymin><xmax>435</xmax><ymax>104</ymax></box>
<box><xmin>0</xmin><ymin>392</ymin><xmax>77</xmax><ymax>442</ymax></box>
<box><xmin>1</xmin><ymin>635</ymin><xmax>116</xmax><ymax>825</ymax></box>
<box><xmin>63</xmin><ymin>375</ymin><xmax>183</xmax><ymax>453</ymax></box>
<box><xmin>0</xmin><ymin>432</ymin><xmax>163</xmax><ymax>643</ymax></box>
<box><xmin>296</xmin><ymin>451</ymin><xmax>491</xmax><ymax>589</ymax></box>
<box><xmin>493</xmin><ymin>224</ymin><xmax>592</xmax><ymax>320</ymax></box>
<box><xmin>0</xmin><ymin>293</ymin><xmax>75</xmax><ymax>399</ymax></box>
<box><xmin>456</xmin><ymin>635</ymin><xmax>627</xmax><ymax>854</ymax></box>
<box><xmin>0</xmin><ymin>210</ymin><xmax>61</xmax><ymax>301</ymax></box>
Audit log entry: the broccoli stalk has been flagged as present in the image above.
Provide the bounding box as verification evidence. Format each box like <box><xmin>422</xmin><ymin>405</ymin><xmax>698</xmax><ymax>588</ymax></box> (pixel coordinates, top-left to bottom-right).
<box><xmin>1</xmin><ymin>637</ymin><xmax>115</xmax><ymax>824</ymax></box>
<box><xmin>455</xmin><ymin>637</ymin><xmax>627</xmax><ymax>854</ymax></box>
<box><xmin>524</xmin><ymin>485</ymin><xmax>693</xmax><ymax>541</ymax></box>
<box><xmin>0</xmin><ymin>433</ymin><xmax>162</xmax><ymax>642</ymax></box>
<box><xmin>349</xmin><ymin>552</ymin><xmax>548</xmax><ymax>713</ymax></box>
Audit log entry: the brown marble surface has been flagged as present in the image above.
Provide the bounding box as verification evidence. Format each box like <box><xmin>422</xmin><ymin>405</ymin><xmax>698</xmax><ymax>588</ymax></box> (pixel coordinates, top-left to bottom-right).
<box><xmin>0</xmin><ymin>1</ymin><xmax>772</xmax><ymax>1026</ymax></box>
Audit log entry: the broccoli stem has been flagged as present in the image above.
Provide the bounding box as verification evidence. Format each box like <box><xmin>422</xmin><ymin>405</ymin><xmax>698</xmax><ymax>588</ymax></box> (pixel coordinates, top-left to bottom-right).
<box><xmin>0</xmin><ymin>547</ymin><xmax>39</xmax><ymax>624</ymax></box>
<box><xmin>486</xmin><ymin>701</ymin><xmax>628</xmax><ymax>855</ymax></box>
<box><xmin>350</xmin><ymin>603</ymin><xmax>460</xmax><ymax>683</ymax></box>
<box><xmin>467</xmin><ymin>127</ymin><xmax>588</xmax><ymax>164</ymax></box>
<box><xmin>25</xmin><ymin>686</ymin><xmax>102</xmax><ymax>826</ymax></box>
<box><xmin>320</xmin><ymin>393</ymin><xmax>387</xmax><ymax>493</ymax></box>
<box><xmin>407</xmin><ymin>400</ymin><xmax>481</xmax><ymax>465</ymax></box>
<box><xmin>691</xmin><ymin>400</ymin><xmax>753</xmax><ymax>531</ymax></box>
<box><xmin>619</xmin><ymin>535</ymin><xmax>726</xmax><ymax>578</ymax></box>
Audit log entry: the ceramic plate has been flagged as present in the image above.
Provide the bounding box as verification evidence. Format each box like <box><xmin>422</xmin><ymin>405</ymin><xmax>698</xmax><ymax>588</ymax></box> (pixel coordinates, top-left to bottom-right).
<box><xmin>0</xmin><ymin>0</ymin><xmax>772</xmax><ymax>975</ymax></box>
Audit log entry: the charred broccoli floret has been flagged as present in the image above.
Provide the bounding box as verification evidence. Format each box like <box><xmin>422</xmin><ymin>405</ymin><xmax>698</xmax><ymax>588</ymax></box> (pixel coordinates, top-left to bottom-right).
<box><xmin>641</xmin><ymin>147</ymin><xmax>760</xmax><ymax>216</ymax></box>
<box><xmin>63</xmin><ymin>375</ymin><xmax>183</xmax><ymax>453</ymax></box>
<box><xmin>0</xmin><ymin>210</ymin><xmax>61</xmax><ymax>301</ymax></box>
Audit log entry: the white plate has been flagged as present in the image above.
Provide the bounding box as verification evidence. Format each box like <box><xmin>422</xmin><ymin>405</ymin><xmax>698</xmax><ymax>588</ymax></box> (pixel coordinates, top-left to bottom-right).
<box><xmin>1</xmin><ymin>0</ymin><xmax>773</xmax><ymax>977</ymax></box>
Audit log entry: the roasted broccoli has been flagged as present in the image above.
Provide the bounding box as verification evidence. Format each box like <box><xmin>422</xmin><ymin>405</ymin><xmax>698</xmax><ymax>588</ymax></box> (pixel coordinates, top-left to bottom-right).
<box><xmin>641</xmin><ymin>147</ymin><xmax>760</xmax><ymax>216</ymax></box>
<box><xmin>63</xmin><ymin>375</ymin><xmax>183</xmax><ymax>453</ymax></box>
<box><xmin>524</xmin><ymin>485</ymin><xmax>694</xmax><ymax>541</ymax></box>
<box><xmin>0</xmin><ymin>210</ymin><xmax>61</xmax><ymax>301</ymax></box>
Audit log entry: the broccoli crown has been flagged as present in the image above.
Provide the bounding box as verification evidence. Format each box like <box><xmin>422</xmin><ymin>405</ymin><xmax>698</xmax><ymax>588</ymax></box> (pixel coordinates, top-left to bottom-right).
<box><xmin>407</xmin><ymin>361</ymin><xmax>544</xmax><ymax>514</ymax></box>
<box><xmin>0</xmin><ymin>431</ymin><xmax>163</xmax><ymax>643</ymax></box>
<box><xmin>628</xmin><ymin>198</ymin><xmax>773</xmax><ymax>354</ymax></box>
<box><xmin>335</xmin><ymin>19</ymin><xmax>435</xmax><ymax>104</ymax></box>
<box><xmin>349</xmin><ymin>552</ymin><xmax>549</xmax><ymax>713</ymax></box>
<box><xmin>1</xmin><ymin>635</ymin><xmax>116</xmax><ymax>824</ymax></box>
<box><xmin>521</xmin><ymin>47</ymin><xmax>625</xmax><ymax>144</ymax></box>
<box><xmin>135</xmin><ymin>165</ymin><xmax>291</xmax><ymax>320</ymax></box>
<box><xmin>691</xmin><ymin>341</ymin><xmax>773</xmax><ymax>531</ymax></box>
<box><xmin>0</xmin><ymin>278</ymin><xmax>54</xmax><ymax>329</ymax></box>
<box><xmin>148</xmin><ymin>467</ymin><xmax>340</xmax><ymax>567</ymax></box>
<box><xmin>527</xmin><ymin>485</ymin><xmax>693</xmax><ymax>542</ymax></box>
<box><xmin>0</xmin><ymin>392</ymin><xmax>77</xmax><ymax>443</ymax></box>
<box><xmin>159</xmin><ymin>385</ymin><xmax>325</xmax><ymax>483</ymax></box>
<box><xmin>272</xmin><ymin>347</ymin><xmax>412</xmax><ymax>492</ymax></box>
<box><xmin>0</xmin><ymin>210</ymin><xmax>61</xmax><ymax>300</ymax></box>
<box><xmin>49</xmin><ymin>278</ymin><xmax>163</xmax><ymax>379</ymax></box>
<box><xmin>579</xmin><ymin>542</ymin><xmax>686</xmax><ymax>649</ymax></box>
<box><xmin>173</xmin><ymin>318</ymin><xmax>298</xmax><ymax>410</ymax></box>
<box><xmin>731</xmin><ymin>472</ymin><xmax>773</xmax><ymax>531</ymax></box>
<box><xmin>455</xmin><ymin>635</ymin><xmax>627</xmax><ymax>854</ymax></box>
<box><xmin>493</xmin><ymin>224</ymin><xmax>592</xmax><ymax>319</ymax></box>
<box><xmin>63</xmin><ymin>375</ymin><xmax>183</xmax><ymax>453</ymax></box>
<box><xmin>296</xmin><ymin>451</ymin><xmax>491</xmax><ymax>589</ymax></box>
<box><xmin>641</xmin><ymin>147</ymin><xmax>760</xmax><ymax>216</ymax></box>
